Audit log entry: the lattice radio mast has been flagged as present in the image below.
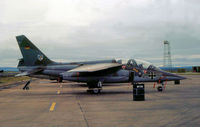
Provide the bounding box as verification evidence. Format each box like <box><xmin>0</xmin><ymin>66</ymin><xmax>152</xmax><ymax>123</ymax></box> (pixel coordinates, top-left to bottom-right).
<box><xmin>163</xmin><ymin>40</ymin><xmax>172</xmax><ymax>71</ymax></box>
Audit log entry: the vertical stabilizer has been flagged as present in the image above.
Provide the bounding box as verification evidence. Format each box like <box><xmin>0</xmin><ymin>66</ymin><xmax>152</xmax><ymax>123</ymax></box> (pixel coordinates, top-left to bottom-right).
<box><xmin>16</xmin><ymin>35</ymin><xmax>53</xmax><ymax>66</ymax></box>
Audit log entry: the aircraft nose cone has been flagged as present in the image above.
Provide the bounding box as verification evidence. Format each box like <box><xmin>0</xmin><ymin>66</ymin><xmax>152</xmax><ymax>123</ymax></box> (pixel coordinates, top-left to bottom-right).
<box><xmin>168</xmin><ymin>73</ymin><xmax>187</xmax><ymax>80</ymax></box>
<box><xmin>177</xmin><ymin>75</ymin><xmax>187</xmax><ymax>80</ymax></box>
<box><xmin>160</xmin><ymin>70</ymin><xmax>187</xmax><ymax>80</ymax></box>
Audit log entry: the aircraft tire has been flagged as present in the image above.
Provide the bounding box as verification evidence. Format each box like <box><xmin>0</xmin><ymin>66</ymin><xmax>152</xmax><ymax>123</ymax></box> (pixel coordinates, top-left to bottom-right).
<box><xmin>157</xmin><ymin>86</ymin><xmax>163</xmax><ymax>92</ymax></box>
<box><xmin>87</xmin><ymin>88</ymin><xmax>101</xmax><ymax>94</ymax></box>
<box><xmin>93</xmin><ymin>89</ymin><xmax>101</xmax><ymax>94</ymax></box>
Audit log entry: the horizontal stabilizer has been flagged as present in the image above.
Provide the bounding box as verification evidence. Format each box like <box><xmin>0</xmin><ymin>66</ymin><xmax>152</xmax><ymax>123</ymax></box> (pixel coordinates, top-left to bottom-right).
<box><xmin>15</xmin><ymin>71</ymin><xmax>29</xmax><ymax>77</ymax></box>
<box><xmin>15</xmin><ymin>68</ymin><xmax>43</xmax><ymax>77</ymax></box>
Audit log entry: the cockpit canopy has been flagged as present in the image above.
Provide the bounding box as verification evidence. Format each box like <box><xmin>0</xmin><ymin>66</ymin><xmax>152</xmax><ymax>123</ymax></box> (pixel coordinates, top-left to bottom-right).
<box><xmin>115</xmin><ymin>58</ymin><xmax>161</xmax><ymax>71</ymax></box>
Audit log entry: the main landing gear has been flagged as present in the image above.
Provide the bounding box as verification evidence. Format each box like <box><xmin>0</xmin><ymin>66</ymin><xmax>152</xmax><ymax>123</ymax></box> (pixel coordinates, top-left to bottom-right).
<box><xmin>87</xmin><ymin>81</ymin><xmax>103</xmax><ymax>94</ymax></box>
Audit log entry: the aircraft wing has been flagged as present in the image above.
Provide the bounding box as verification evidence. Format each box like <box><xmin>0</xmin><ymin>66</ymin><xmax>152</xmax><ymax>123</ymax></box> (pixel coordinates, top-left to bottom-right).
<box><xmin>67</xmin><ymin>63</ymin><xmax>122</xmax><ymax>73</ymax></box>
<box><xmin>15</xmin><ymin>68</ymin><xmax>43</xmax><ymax>77</ymax></box>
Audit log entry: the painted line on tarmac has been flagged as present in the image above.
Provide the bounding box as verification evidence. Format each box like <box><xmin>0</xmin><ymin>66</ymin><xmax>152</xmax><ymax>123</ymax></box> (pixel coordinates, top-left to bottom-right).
<box><xmin>49</xmin><ymin>102</ymin><xmax>56</xmax><ymax>111</ymax></box>
<box><xmin>77</xmin><ymin>100</ymin><xmax>89</xmax><ymax>127</ymax></box>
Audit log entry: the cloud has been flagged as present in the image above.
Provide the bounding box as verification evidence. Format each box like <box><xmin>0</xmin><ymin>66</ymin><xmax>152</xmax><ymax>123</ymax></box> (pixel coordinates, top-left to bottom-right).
<box><xmin>0</xmin><ymin>0</ymin><xmax>200</xmax><ymax>67</ymax></box>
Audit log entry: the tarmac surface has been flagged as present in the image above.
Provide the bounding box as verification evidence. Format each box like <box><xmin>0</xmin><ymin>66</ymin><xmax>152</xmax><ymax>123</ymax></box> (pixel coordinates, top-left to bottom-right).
<box><xmin>0</xmin><ymin>75</ymin><xmax>200</xmax><ymax>127</ymax></box>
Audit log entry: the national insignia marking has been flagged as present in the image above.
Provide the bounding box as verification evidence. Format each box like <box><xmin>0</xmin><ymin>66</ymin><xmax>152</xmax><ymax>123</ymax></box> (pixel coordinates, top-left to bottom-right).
<box><xmin>37</xmin><ymin>54</ymin><xmax>44</xmax><ymax>61</ymax></box>
<box><xmin>24</xmin><ymin>46</ymin><xmax>30</xmax><ymax>50</ymax></box>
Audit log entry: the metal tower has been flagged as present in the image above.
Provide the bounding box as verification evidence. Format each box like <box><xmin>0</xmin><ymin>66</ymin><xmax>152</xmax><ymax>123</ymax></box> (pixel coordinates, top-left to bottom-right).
<box><xmin>163</xmin><ymin>40</ymin><xmax>172</xmax><ymax>71</ymax></box>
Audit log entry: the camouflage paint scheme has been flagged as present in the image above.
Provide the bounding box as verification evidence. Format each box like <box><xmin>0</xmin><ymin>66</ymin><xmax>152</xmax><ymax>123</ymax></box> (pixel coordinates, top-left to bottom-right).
<box><xmin>16</xmin><ymin>35</ymin><xmax>186</xmax><ymax>91</ymax></box>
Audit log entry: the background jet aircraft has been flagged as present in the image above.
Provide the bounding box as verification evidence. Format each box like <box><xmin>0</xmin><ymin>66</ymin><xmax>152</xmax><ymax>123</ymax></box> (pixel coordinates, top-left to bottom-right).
<box><xmin>16</xmin><ymin>35</ymin><xmax>186</xmax><ymax>93</ymax></box>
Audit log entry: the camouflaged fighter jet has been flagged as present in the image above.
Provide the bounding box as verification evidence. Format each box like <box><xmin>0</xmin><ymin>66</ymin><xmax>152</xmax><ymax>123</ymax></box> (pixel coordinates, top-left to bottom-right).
<box><xmin>16</xmin><ymin>35</ymin><xmax>186</xmax><ymax>93</ymax></box>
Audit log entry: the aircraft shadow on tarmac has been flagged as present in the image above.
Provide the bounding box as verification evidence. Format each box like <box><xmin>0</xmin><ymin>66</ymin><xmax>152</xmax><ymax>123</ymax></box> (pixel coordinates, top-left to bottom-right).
<box><xmin>64</xmin><ymin>83</ymin><xmax>125</xmax><ymax>87</ymax></box>
<box><xmin>63</xmin><ymin>90</ymin><xmax>133</xmax><ymax>95</ymax></box>
<box><xmin>21</xmin><ymin>89</ymin><xmax>133</xmax><ymax>96</ymax></box>
<box><xmin>23</xmin><ymin>82</ymin><xmax>181</xmax><ymax>96</ymax></box>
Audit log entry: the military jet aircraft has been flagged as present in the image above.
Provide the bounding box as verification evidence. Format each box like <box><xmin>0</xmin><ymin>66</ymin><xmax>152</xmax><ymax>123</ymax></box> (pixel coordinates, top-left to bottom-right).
<box><xmin>16</xmin><ymin>35</ymin><xmax>186</xmax><ymax>93</ymax></box>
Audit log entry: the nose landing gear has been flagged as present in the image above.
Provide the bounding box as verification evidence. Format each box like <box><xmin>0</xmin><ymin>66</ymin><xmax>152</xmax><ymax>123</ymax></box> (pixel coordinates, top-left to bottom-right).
<box><xmin>157</xmin><ymin>86</ymin><xmax>163</xmax><ymax>92</ymax></box>
<box><xmin>154</xmin><ymin>81</ymin><xmax>167</xmax><ymax>92</ymax></box>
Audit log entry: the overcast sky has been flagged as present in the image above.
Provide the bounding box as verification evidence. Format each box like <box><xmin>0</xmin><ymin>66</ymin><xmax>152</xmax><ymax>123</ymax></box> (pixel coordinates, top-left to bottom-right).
<box><xmin>0</xmin><ymin>0</ymin><xmax>200</xmax><ymax>67</ymax></box>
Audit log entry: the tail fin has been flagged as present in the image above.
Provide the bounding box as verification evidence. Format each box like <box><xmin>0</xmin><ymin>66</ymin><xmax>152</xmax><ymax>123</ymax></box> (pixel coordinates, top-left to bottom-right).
<box><xmin>16</xmin><ymin>35</ymin><xmax>54</xmax><ymax>66</ymax></box>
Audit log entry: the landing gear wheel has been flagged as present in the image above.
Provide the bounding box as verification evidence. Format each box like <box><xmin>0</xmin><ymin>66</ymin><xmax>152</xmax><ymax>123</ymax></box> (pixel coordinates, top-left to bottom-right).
<box><xmin>87</xmin><ymin>89</ymin><xmax>101</xmax><ymax>94</ymax></box>
<box><xmin>157</xmin><ymin>86</ymin><xmax>163</xmax><ymax>92</ymax></box>
<box><xmin>93</xmin><ymin>89</ymin><xmax>99</xmax><ymax>94</ymax></box>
